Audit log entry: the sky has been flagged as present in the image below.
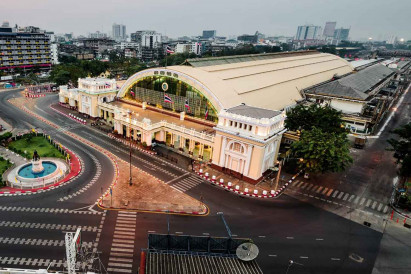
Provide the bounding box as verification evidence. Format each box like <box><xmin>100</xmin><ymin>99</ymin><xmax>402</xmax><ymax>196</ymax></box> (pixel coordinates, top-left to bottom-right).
<box><xmin>1</xmin><ymin>0</ymin><xmax>410</xmax><ymax>41</ymax></box>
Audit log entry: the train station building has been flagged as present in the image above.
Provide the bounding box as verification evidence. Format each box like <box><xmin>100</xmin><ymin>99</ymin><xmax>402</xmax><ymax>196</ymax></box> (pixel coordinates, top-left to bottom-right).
<box><xmin>59</xmin><ymin>51</ymin><xmax>354</xmax><ymax>183</ymax></box>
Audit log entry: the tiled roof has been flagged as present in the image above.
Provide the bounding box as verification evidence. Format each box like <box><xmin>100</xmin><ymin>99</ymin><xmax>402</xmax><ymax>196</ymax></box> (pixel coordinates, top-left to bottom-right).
<box><xmin>306</xmin><ymin>64</ymin><xmax>394</xmax><ymax>100</ymax></box>
<box><xmin>226</xmin><ymin>104</ymin><xmax>282</xmax><ymax>119</ymax></box>
<box><xmin>306</xmin><ymin>81</ymin><xmax>368</xmax><ymax>100</ymax></box>
<box><xmin>338</xmin><ymin>64</ymin><xmax>394</xmax><ymax>93</ymax></box>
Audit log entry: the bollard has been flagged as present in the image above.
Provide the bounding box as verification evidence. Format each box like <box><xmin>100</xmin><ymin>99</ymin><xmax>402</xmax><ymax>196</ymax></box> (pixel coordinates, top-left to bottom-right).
<box><xmin>211</xmin><ymin>175</ymin><xmax>216</xmax><ymax>183</ymax></box>
<box><xmin>227</xmin><ymin>182</ymin><xmax>232</xmax><ymax>188</ymax></box>
<box><xmin>199</xmin><ymin>169</ymin><xmax>203</xmax><ymax>174</ymax></box>
<box><xmin>253</xmin><ymin>189</ymin><xmax>258</xmax><ymax>195</ymax></box>
<box><xmin>390</xmin><ymin>210</ymin><xmax>394</xmax><ymax>220</ymax></box>
<box><xmin>219</xmin><ymin>178</ymin><xmax>224</xmax><ymax>185</ymax></box>
<box><xmin>396</xmin><ymin>218</ymin><xmax>399</xmax><ymax>223</ymax></box>
<box><xmin>244</xmin><ymin>188</ymin><xmax>249</xmax><ymax>193</ymax></box>
<box><xmin>263</xmin><ymin>190</ymin><xmax>267</xmax><ymax>195</ymax></box>
<box><xmin>235</xmin><ymin>185</ymin><xmax>240</xmax><ymax>190</ymax></box>
<box><xmin>205</xmin><ymin>172</ymin><xmax>209</xmax><ymax>179</ymax></box>
<box><xmin>270</xmin><ymin>190</ymin><xmax>275</xmax><ymax>195</ymax></box>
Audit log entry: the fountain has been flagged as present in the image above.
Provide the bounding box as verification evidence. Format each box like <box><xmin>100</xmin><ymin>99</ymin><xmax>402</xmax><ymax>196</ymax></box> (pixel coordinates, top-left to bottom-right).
<box><xmin>6</xmin><ymin>150</ymin><xmax>69</xmax><ymax>189</ymax></box>
<box><xmin>31</xmin><ymin>150</ymin><xmax>44</xmax><ymax>174</ymax></box>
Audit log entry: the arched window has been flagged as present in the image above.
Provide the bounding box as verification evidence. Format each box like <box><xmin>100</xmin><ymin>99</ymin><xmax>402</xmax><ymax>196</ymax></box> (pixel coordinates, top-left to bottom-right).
<box><xmin>229</xmin><ymin>142</ymin><xmax>245</xmax><ymax>154</ymax></box>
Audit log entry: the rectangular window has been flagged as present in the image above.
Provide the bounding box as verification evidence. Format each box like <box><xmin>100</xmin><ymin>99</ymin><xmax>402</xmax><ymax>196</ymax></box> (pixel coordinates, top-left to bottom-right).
<box><xmin>230</xmin><ymin>121</ymin><xmax>233</xmax><ymax>126</ymax></box>
<box><xmin>249</xmin><ymin>125</ymin><xmax>252</xmax><ymax>131</ymax></box>
<box><xmin>239</xmin><ymin>123</ymin><xmax>242</xmax><ymax>129</ymax></box>
<box><xmin>235</xmin><ymin>122</ymin><xmax>237</xmax><ymax>127</ymax></box>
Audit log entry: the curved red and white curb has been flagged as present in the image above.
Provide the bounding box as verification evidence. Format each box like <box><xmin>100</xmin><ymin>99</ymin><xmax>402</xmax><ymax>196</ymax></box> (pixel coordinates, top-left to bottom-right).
<box><xmin>25</xmin><ymin>93</ymin><xmax>46</xmax><ymax>98</ymax></box>
<box><xmin>50</xmin><ymin>105</ymin><xmax>87</xmax><ymax>125</ymax></box>
<box><xmin>195</xmin><ymin>169</ymin><xmax>301</xmax><ymax>199</ymax></box>
<box><xmin>108</xmin><ymin>133</ymin><xmax>157</xmax><ymax>156</ymax></box>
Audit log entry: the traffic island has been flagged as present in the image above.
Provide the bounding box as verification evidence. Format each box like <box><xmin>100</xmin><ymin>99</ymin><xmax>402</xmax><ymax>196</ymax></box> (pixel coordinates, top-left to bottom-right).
<box><xmin>99</xmin><ymin>159</ymin><xmax>207</xmax><ymax>215</ymax></box>
<box><xmin>0</xmin><ymin>132</ymin><xmax>81</xmax><ymax>195</ymax></box>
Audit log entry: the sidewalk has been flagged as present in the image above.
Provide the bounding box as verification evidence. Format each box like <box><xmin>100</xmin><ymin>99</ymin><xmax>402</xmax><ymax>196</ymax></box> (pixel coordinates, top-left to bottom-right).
<box><xmin>0</xmin><ymin>146</ymin><xmax>27</xmax><ymax>167</ymax></box>
<box><xmin>99</xmin><ymin>152</ymin><xmax>206</xmax><ymax>214</ymax></box>
<box><xmin>372</xmin><ymin>221</ymin><xmax>411</xmax><ymax>274</ymax></box>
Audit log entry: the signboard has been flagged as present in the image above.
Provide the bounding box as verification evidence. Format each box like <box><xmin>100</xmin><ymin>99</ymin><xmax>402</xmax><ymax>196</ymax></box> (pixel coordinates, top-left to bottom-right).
<box><xmin>161</xmin><ymin>82</ymin><xmax>169</xmax><ymax>92</ymax></box>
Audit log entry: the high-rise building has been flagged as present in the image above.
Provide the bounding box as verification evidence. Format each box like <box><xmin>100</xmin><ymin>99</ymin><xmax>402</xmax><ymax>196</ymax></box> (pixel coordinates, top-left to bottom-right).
<box><xmin>112</xmin><ymin>23</ymin><xmax>126</xmax><ymax>41</ymax></box>
<box><xmin>333</xmin><ymin>28</ymin><xmax>350</xmax><ymax>41</ymax></box>
<box><xmin>323</xmin><ymin>22</ymin><xmax>336</xmax><ymax>37</ymax></box>
<box><xmin>295</xmin><ymin>25</ymin><xmax>323</xmax><ymax>40</ymax></box>
<box><xmin>131</xmin><ymin>30</ymin><xmax>163</xmax><ymax>61</ymax></box>
<box><xmin>0</xmin><ymin>25</ymin><xmax>52</xmax><ymax>71</ymax></box>
<box><xmin>202</xmin><ymin>30</ymin><xmax>216</xmax><ymax>39</ymax></box>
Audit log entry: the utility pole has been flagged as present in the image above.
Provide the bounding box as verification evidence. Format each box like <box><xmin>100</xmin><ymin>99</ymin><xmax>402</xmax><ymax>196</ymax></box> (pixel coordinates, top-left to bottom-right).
<box><xmin>217</xmin><ymin>212</ymin><xmax>232</xmax><ymax>238</ymax></box>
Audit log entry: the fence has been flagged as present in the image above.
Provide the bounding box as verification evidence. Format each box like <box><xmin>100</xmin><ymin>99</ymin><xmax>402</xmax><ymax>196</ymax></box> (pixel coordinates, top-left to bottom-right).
<box><xmin>148</xmin><ymin>233</ymin><xmax>252</xmax><ymax>254</ymax></box>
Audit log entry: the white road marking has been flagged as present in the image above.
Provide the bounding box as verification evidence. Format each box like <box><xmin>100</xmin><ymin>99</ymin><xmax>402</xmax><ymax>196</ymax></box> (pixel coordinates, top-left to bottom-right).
<box><xmin>343</xmin><ymin>193</ymin><xmax>349</xmax><ymax>201</ymax></box>
<box><xmin>331</xmin><ymin>258</ymin><xmax>341</xmax><ymax>261</ymax></box>
<box><xmin>332</xmin><ymin>190</ymin><xmax>339</xmax><ymax>198</ymax></box>
<box><xmin>316</xmin><ymin>238</ymin><xmax>324</xmax><ymax>241</ymax></box>
<box><xmin>286</xmin><ymin>237</ymin><xmax>294</xmax><ymax>239</ymax></box>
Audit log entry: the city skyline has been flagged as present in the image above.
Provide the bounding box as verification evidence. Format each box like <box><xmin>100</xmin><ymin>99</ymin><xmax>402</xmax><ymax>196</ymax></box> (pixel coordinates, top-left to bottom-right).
<box><xmin>1</xmin><ymin>0</ymin><xmax>410</xmax><ymax>41</ymax></box>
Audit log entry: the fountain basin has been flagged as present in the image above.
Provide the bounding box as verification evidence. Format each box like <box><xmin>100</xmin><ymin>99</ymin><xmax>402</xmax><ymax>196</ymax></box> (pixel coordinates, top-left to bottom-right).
<box><xmin>6</xmin><ymin>158</ymin><xmax>69</xmax><ymax>189</ymax></box>
<box><xmin>18</xmin><ymin>161</ymin><xmax>57</xmax><ymax>178</ymax></box>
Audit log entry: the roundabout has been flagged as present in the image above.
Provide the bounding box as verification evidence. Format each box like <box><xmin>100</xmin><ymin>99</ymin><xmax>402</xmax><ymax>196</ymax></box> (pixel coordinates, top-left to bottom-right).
<box><xmin>7</xmin><ymin>150</ymin><xmax>69</xmax><ymax>189</ymax></box>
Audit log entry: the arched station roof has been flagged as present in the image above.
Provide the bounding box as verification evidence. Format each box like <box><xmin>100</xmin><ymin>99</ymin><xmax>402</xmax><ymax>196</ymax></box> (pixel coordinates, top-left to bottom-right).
<box><xmin>118</xmin><ymin>51</ymin><xmax>354</xmax><ymax>112</ymax></box>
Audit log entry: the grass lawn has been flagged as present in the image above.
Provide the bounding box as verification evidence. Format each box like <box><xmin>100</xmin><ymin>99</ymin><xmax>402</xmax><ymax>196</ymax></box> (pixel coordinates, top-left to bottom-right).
<box><xmin>8</xmin><ymin>135</ymin><xmax>65</xmax><ymax>159</ymax></box>
<box><xmin>0</xmin><ymin>156</ymin><xmax>12</xmax><ymax>177</ymax></box>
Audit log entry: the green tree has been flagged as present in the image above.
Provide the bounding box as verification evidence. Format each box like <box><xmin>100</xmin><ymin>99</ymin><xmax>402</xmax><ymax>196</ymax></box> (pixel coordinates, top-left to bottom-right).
<box><xmin>285</xmin><ymin>104</ymin><xmax>347</xmax><ymax>134</ymax></box>
<box><xmin>291</xmin><ymin>127</ymin><xmax>353</xmax><ymax>173</ymax></box>
<box><xmin>388</xmin><ymin>122</ymin><xmax>411</xmax><ymax>177</ymax></box>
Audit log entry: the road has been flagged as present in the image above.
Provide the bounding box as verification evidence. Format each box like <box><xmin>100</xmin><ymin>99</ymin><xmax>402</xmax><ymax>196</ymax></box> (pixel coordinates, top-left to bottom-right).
<box><xmin>0</xmin><ymin>89</ymin><xmax>383</xmax><ymax>274</ymax></box>
<box><xmin>284</xmin><ymin>84</ymin><xmax>411</xmax><ymax>228</ymax></box>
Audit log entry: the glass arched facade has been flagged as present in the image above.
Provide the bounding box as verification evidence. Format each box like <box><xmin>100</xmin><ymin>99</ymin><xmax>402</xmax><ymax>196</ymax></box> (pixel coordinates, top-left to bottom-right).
<box><xmin>125</xmin><ymin>75</ymin><xmax>218</xmax><ymax>122</ymax></box>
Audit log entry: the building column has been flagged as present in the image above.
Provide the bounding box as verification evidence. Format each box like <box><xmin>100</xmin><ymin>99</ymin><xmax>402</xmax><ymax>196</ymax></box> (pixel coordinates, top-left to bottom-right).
<box><xmin>209</xmin><ymin>147</ymin><xmax>213</xmax><ymax>161</ymax></box>
<box><xmin>243</xmin><ymin>145</ymin><xmax>253</xmax><ymax>176</ymax></box>
<box><xmin>142</xmin><ymin>131</ymin><xmax>152</xmax><ymax>146</ymax></box>
<box><xmin>133</xmin><ymin>128</ymin><xmax>138</xmax><ymax>141</ymax></box>
<box><xmin>155</xmin><ymin>130</ymin><xmax>165</xmax><ymax>142</ymax></box>
<box><xmin>219</xmin><ymin>137</ymin><xmax>227</xmax><ymax>167</ymax></box>
<box><xmin>179</xmin><ymin>136</ymin><xmax>185</xmax><ymax>150</ymax></box>
<box><xmin>199</xmin><ymin>143</ymin><xmax>204</xmax><ymax>158</ymax></box>
<box><xmin>189</xmin><ymin>139</ymin><xmax>195</xmax><ymax>155</ymax></box>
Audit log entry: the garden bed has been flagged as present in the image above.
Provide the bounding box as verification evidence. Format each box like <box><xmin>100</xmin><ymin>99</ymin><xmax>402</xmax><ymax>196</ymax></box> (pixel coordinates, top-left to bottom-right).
<box><xmin>7</xmin><ymin>133</ymin><xmax>65</xmax><ymax>159</ymax></box>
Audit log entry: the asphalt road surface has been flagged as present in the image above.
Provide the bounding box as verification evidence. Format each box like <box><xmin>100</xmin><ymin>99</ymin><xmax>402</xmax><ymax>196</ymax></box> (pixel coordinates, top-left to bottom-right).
<box><xmin>0</xmin><ymin>89</ymin><xmax>383</xmax><ymax>274</ymax></box>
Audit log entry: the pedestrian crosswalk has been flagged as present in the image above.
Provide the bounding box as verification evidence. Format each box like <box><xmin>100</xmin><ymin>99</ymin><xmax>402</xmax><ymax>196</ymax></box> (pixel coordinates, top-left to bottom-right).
<box><xmin>107</xmin><ymin>211</ymin><xmax>137</xmax><ymax>273</ymax></box>
<box><xmin>170</xmin><ymin>175</ymin><xmax>203</xmax><ymax>192</ymax></box>
<box><xmin>0</xmin><ymin>221</ymin><xmax>98</xmax><ymax>232</ymax></box>
<box><xmin>288</xmin><ymin>180</ymin><xmax>390</xmax><ymax>214</ymax></box>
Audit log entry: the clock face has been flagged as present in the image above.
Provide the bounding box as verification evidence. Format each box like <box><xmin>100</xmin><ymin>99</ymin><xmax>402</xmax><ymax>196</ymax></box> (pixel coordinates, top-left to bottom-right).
<box><xmin>162</xmin><ymin>82</ymin><xmax>169</xmax><ymax>91</ymax></box>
